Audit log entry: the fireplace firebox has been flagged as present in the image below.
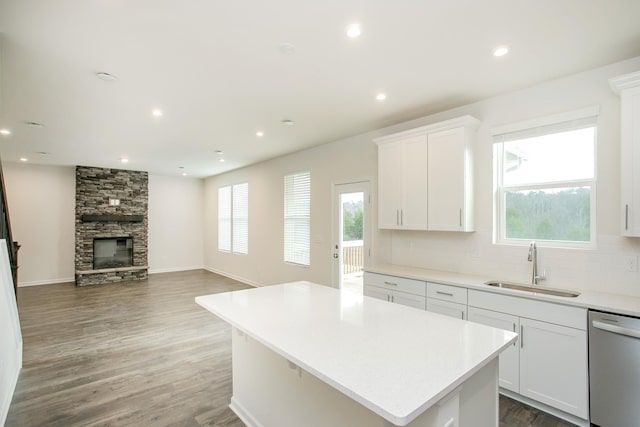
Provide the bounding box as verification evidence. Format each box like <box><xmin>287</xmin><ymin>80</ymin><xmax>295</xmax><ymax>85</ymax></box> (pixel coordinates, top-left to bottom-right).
<box><xmin>93</xmin><ymin>237</ymin><xmax>133</xmax><ymax>270</ymax></box>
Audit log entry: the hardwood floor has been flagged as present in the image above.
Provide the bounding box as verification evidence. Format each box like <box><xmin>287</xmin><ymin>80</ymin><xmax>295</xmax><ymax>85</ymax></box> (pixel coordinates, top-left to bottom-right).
<box><xmin>6</xmin><ymin>270</ymin><xmax>575</xmax><ymax>426</ymax></box>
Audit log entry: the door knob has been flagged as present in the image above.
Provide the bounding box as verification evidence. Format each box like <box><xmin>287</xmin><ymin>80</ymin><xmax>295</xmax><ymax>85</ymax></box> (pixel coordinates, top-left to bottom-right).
<box><xmin>333</xmin><ymin>253</ymin><xmax>339</xmax><ymax>259</ymax></box>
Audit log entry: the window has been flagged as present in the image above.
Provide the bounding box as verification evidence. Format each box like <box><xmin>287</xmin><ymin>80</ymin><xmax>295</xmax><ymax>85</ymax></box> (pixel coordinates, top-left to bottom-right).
<box><xmin>284</xmin><ymin>171</ymin><xmax>310</xmax><ymax>265</ymax></box>
<box><xmin>218</xmin><ymin>183</ymin><xmax>249</xmax><ymax>254</ymax></box>
<box><xmin>493</xmin><ymin>108</ymin><xmax>597</xmax><ymax>247</ymax></box>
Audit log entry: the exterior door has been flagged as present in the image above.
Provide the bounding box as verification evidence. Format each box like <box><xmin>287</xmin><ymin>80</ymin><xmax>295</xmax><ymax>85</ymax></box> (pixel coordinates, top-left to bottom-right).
<box><xmin>332</xmin><ymin>181</ymin><xmax>371</xmax><ymax>292</ymax></box>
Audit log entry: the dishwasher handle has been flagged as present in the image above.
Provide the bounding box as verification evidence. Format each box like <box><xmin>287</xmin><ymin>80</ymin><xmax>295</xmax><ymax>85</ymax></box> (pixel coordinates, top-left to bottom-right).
<box><xmin>592</xmin><ymin>320</ymin><xmax>640</xmax><ymax>339</ymax></box>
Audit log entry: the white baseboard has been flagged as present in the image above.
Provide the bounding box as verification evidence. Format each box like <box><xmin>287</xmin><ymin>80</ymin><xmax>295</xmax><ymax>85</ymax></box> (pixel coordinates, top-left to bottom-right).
<box><xmin>203</xmin><ymin>267</ymin><xmax>261</xmax><ymax>288</ymax></box>
<box><xmin>18</xmin><ymin>277</ymin><xmax>74</xmax><ymax>287</ymax></box>
<box><xmin>148</xmin><ymin>265</ymin><xmax>205</xmax><ymax>274</ymax></box>
<box><xmin>229</xmin><ymin>397</ymin><xmax>264</xmax><ymax>427</ymax></box>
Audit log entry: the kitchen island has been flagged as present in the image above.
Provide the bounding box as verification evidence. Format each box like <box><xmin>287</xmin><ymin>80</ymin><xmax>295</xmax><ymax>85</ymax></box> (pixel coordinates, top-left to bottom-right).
<box><xmin>196</xmin><ymin>281</ymin><xmax>517</xmax><ymax>427</ymax></box>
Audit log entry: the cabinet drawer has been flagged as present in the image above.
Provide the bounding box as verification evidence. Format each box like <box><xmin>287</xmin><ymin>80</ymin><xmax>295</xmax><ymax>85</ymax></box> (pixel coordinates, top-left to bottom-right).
<box><xmin>427</xmin><ymin>282</ymin><xmax>467</xmax><ymax>304</ymax></box>
<box><xmin>364</xmin><ymin>272</ymin><xmax>426</xmax><ymax>296</ymax></box>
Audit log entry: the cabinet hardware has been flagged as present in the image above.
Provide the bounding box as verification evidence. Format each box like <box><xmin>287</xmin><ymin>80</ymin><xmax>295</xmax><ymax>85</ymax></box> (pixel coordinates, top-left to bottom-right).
<box><xmin>513</xmin><ymin>323</ymin><xmax>517</xmax><ymax>346</ymax></box>
<box><xmin>386</xmin><ymin>294</ymin><xmax>390</xmax><ymax>302</ymax></box>
<box><xmin>625</xmin><ymin>204</ymin><xmax>629</xmax><ymax>230</ymax></box>
<box><xmin>459</xmin><ymin>208</ymin><xmax>462</xmax><ymax>227</ymax></box>
<box><xmin>401</xmin><ymin>210</ymin><xmax>404</xmax><ymax>226</ymax></box>
<box><xmin>391</xmin><ymin>295</ymin><xmax>394</xmax><ymax>303</ymax></box>
<box><xmin>436</xmin><ymin>291</ymin><xmax>454</xmax><ymax>297</ymax></box>
<box><xmin>396</xmin><ymin>209</ymin><xmax>399</xmax><ymax>226</ymax></box>
<box><xmin>520</xmin><ymin>325</ymin><xmax>524</xmax><ymax>348</ymax></box>
<box><xmin>384</xmin><ymin>281</ymin><xmax>398</xmax><ymax>286</ymax></box>
<box><xmin>461</xmin><ymin>311</ymin><xmax>464</xmax><ymax>320</ymax></box>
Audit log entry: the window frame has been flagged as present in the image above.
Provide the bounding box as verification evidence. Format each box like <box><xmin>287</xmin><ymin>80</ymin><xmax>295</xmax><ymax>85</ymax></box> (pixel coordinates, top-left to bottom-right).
<box><xmin>218</xmin><ymin>182</ymin><xmax>249</xmax><ymax>255</ymax></box>
<box><xmin>492</xmin><ymin>107</ymin><xmax>598</xmax><ymax>249</ymax></box>
<box><xmin>284</xmin><ymin>171</ymin><xmax>311</xmax><ymax>267</ymax></box>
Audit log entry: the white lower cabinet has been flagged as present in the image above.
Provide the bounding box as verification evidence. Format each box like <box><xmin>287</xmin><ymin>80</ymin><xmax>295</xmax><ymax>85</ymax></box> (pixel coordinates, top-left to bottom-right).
<box><xmin>467</xmin><ymin>291</ymin><xmax>588</xmax><ymax>421</ymax></box>
<box><xmin>427</xmin><ymin>299</ymin><xmax>467</xmax><ymax>320</ymax></box>
<box><xmin>467</xmin><ymin>307</ymin><xmax>519</xmax><ymax>392</ymax></box>
<box><xmin>519</xmin><ymin>317</ymin><xmax>588</xmax><ymax>419</ymax></box>
<box><xmin>363</xmin><ymin>272</ymin><xmax>426</xmax><ymax>310</ymax></box>
<box><xmin>426</xmin><ymin>282</ymin><xmax>468</xmax><ymax>320</ymax></box>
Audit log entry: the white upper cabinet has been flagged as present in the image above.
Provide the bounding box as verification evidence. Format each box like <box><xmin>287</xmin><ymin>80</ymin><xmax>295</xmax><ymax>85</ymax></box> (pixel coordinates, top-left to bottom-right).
<box><xmin>377</xmin><ymin>134</ymin><xmax>428</xmax><ymax>229</ymax></box>
<box><xmin>610</xmin><ymin>71</ymin><xmax>640</xmax><ymax>237</ymax></box>
<box><xmin>375</xmin><ymin>116</ymin><xmax>479</xmax><ymax>231</ymax></box>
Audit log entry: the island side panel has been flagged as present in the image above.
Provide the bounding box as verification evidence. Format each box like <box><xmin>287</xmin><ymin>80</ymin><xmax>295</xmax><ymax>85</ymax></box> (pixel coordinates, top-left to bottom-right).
<box><xmin>228</xmin><ymin>327</ymin><xmax>498</xmax><ymax>427</ymax></box>
<box><xmin>459</xmin><ymin>357</ymin><xmax>499</xmax><ymax>426</ymax></box>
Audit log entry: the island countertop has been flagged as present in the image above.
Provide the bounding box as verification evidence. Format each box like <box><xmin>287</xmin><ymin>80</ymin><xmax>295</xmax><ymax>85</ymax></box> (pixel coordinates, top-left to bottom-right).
<box><xmin>196</xmin><ymin>281</ymin><xmax>517</xmax><ymax>426</ymax></box>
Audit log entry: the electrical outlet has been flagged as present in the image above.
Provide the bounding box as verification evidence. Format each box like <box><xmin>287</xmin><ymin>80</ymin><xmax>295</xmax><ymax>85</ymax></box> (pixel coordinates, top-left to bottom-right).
<box><xmin>625</xmin><ymin>255</ymin><xmax>639</xmax><ymax>272</ymax></box>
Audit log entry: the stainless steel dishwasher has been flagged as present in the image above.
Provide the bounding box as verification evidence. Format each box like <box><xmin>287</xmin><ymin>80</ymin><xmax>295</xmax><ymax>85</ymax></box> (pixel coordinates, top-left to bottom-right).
<box><xmin>589</xmin><ymin>310</ymin><xmax>640</xmax><ymax>427</ymax></box>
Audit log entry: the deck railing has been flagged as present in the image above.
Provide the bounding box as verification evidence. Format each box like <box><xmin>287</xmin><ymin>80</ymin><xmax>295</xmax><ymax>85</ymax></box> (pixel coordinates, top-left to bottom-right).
<box><xmin>342</xmin><ymin>240</ymin><xmax>363</xmax><ymax>275</ymax></box>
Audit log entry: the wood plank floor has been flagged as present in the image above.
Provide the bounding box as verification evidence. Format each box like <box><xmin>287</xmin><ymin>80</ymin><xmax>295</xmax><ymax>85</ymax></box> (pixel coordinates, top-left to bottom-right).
<box><xmin>6</xmin><ymin>270</ymin><xmax>575</xmax><ymax>426</ymax></box>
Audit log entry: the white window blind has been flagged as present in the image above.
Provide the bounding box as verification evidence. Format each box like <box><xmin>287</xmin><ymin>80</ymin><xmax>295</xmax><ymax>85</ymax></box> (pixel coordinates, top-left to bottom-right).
<box><xmin>232</xmin><ymin>183</ymin><xmax>248</xmax><ymax>255</ymax></box>
<box><xmin>284</xmin><ymin>171</ymin><xmax>310</xmax><ymax>266</ymax></box>
<box><xmin>218</xmin><ymin>186</ymin><xmax>231</xmax><ymax>252</ymax></box>
<box><xmin>218</xmin><ymin>183</ymin><xmax>249</xmax><ymax>254</ymax></box>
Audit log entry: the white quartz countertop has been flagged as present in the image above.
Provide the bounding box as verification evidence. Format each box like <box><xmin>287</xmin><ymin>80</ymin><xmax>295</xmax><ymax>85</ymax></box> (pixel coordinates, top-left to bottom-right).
<box><xmin>366</xmin><ymin>264</ymin><xmax>640</xmax><ymax>318</ymax></box>
<box><xmin>196</xmin><ymin>281</ymin><xmax>516</xmax><ymax>426</ymax></box>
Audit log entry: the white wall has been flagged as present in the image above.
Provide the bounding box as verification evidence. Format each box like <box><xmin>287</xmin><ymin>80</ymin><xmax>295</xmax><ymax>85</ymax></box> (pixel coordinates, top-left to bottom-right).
<box><xmin>2</xmin><ymin>164</ymin><xmax>206</xmax><ymax>285</ymax></box>
<box><xmin>148</xmin><ymin>174</ymin><xmax>204</xmax><ymax>273</ymax></box>
<box><xmin>204</xmin><ymin>56</ymin><xmax>640</xmax><ymax>297</ymax></box>
<box><xmin>3</xmin><ymin>163</ymin><xmax>75</xmax><ymax>285</ymax></box>
<box><xmin>203</xmin><ymin>135</ymin><xmax>391</xmax><ymax>287</ymax></box>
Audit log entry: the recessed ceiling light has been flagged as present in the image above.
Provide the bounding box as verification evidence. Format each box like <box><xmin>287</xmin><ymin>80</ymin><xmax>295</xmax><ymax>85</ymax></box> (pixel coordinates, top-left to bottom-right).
<box><xmin>376</xmin><ymin>93</ymin><xmax>387</xmax><ymax>101</ymax></box>
<box><xmin>346</xmin><ymin>23</ymin><xmax>361</xmax><ymax>38</ymax></box>
<box><xmin>215</xmin><ymin>150</ymin><xmax>224</xmax><ymax>155</ymax></box>
<box><xmin>120</xmin><ymin>158</ymin><xmax>129</xmax><ymax>164</ymax></box>
<box><xmin>281</xmin><ymin>119</ymin><xmax>295</xmax><ymax>126</ymax></box>
<box><xmin>493</xmin><ymin>45</ymin><xmax>509</xmax><ymax>57</ymax></box>
<box><xmin>219</xmin><ymin>158</ymin><xmax>225</xmax><ymax>163</ymax></box>
<box><xmin>0</xmin><ymin>129</ymin><xmax>11</xmax><ymax>135</ymax></box>
<box><xmin>26</xmin><ymin>121</ymin><xmax>44</xmax><ymax>128</ymax></box>
<box><xmin>182</xmin><ymin>172</ymin><xmax>188</xmax><ymax>176</ymax></box>
<box><xmin>278</xmin><ymin>43</ymin><xmax>296</xmax><ymax>55</ymax></box>
<box><xmin>96</xmin><ymin>72</ymin><xmax>117</xmax><ymax>82</ymax></box>
<box><xmin>152</xmin><ymin>109</ymin><xmax>163</xmax><ymax>117</ymax></box>
<box><xmin>19</xmin><ymin>157</ymin><xmax>28</xmax><ymax>162</ymax></box>
<box><xmin>256</xmin><ymin>131</ymin><xmax>264</xmax><ymax>137</ymax></box>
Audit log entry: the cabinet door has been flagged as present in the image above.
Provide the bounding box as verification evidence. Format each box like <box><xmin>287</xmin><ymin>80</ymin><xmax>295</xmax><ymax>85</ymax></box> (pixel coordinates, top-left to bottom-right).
<box><xmin>392</xmin><ymin>291</ymin><xmax>426</xmax><ymax>310</ymax></box>
<box><xmin>401</xmin><ymin>134</ymin><xmax>429</xmax><ymax>230</ymax></box>
<box><xmin>468</xmin><ymin>307</ymin><xmax>520</xmax><ymax>392</ymax></box>
<box><xmin>519</xmin><ymin>318</ymin><xmax>588</xmax><ymax>419</ymax></box>
<box><xmin>363</xmin><ymin>285</ymin><xmax>390</xmax><ymax>302</ymax></box>
<box><xmin>427</xmin><ymin>127</ymin><xmax>468</xmax><ymax>231</ymax></box>
<box><xmin>377</xmin><ymin>141</ymin><xmax>403</xmax><ymax>229</ymax></box>
<box><xmin>620</xmin><ymin>85</ymin><xmax>640</xmax><ymax>236</ymax></box>
<box><xmin>426</xmin><ymin>299</ymin><xmax>467</xmax><ymax>320</ymax></box>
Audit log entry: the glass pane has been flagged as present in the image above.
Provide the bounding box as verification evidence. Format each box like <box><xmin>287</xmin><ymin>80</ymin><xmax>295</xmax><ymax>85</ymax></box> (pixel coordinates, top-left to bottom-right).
<box><xmin>505</xmin><ymin>187</ymin><xmax>590</xmax><ymax>242</ymax></box>
<box><xmin>341</xmin><ymin>192</ymin><xmax>363</xmax><ymax>242</ymax></box>
<box><xmin>503</xmin><ymin>127</ymin><xmax>595</xmax><ymax>186</ymax></box>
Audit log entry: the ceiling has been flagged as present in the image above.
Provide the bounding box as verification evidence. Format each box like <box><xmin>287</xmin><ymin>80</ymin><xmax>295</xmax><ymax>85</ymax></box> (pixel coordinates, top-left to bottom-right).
<box><xmin>0</xmin><ymin>1</ymin><xmax>639</xmax><ymax>178</ymax></box>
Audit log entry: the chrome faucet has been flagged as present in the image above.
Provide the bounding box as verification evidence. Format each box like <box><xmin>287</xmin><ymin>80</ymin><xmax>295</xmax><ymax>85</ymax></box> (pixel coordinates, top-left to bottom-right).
<box><xmin>527</xmin><ymin>241</ymin><xmax>545</xmax><ymax>285</ymax></box>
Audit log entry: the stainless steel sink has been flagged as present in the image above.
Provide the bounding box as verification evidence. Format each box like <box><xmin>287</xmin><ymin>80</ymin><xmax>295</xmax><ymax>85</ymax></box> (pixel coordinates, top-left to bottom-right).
<box><xmin>484</xmin><ymin>281</ymin><xmax>581</xmax><ymax>298</ymax></box>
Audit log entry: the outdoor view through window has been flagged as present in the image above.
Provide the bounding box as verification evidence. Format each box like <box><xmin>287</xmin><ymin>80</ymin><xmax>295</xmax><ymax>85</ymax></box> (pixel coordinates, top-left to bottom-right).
<box><xmin>496</xmin><ymin>124</ymin><xmax>596</xmax><ymax>245</ymax></box>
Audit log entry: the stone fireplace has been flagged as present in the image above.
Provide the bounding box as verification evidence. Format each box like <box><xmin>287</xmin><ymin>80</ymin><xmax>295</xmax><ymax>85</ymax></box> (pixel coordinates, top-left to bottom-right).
<box><xmin>75</xmin><ymin>166</ymin><xmax>148</xmax><ymax>286</ymax></box>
